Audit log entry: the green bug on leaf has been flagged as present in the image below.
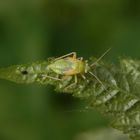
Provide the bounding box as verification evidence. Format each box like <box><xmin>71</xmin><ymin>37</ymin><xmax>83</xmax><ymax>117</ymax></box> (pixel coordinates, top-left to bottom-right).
<box><xmin>0</xmin><ymin>49</ymin><xmax>110</xmax><ymax>87</ymax></box>
<box><xmin>46</xmin><ymin>48</ymin><xmax>111</xmax><ymax>89</ymax></box>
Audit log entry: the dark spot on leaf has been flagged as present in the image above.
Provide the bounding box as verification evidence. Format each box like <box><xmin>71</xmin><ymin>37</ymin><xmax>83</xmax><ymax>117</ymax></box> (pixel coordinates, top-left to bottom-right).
<box><xmin>21</xmin><ymin>70</ymin><xmax>28</xmax><ymax>75</ymax></box>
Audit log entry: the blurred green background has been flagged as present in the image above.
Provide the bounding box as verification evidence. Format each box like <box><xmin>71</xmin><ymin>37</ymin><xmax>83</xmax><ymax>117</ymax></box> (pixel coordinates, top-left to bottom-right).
<box><xmin>0</xmin><ymin>0</ymin><xmax>139</xmax><ymax>140</ymax></box>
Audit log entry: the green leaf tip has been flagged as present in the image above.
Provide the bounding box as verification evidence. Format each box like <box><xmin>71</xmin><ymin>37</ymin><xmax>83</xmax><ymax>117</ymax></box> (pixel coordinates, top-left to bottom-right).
<box><xmin>0</xmin><ymin>61</ymin><xmax>48</xmax><ymax>84</ymax></box>
<box><xmin>1</xmin><ymin>57</ymin><xmax>140</xmax><ymax>140</ymax></box>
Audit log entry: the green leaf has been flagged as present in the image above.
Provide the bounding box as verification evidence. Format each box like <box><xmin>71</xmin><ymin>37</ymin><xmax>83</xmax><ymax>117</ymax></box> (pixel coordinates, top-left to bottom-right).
<box><xmin>0</xmin><ymin>57</ymin><xmax>140</xmax><ymax>140</ymax></box>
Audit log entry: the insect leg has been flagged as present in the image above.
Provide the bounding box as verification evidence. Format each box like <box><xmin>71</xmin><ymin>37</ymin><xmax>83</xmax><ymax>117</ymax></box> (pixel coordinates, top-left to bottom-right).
<box><xmin>81</xmin><ymin>74</ymin><xmax>86</xmax><ymax>80</ymax></box>
<box><xmin>74</xmin><ymin>75</ymin><xmax>77</xmax><ymax>84</ymax></box>
<box><xmin>65</xmin><ymin>75</ymin><xmax>77</xmax><ymax>89</ymax></box>
<box><xmin>78</xmin><ymin>57</ymin><xmax>83</xmax><ymax>60</ymax></box>
<box><xmin>54</xmin><ymin>52</ymin><xmax>77</xmax><ymax>61</ymax></box>
<box><xmin>81</xmin><ymin>74</ymin><xmax>90</xmax><ymax>83</ymax></box>
<box><xmin>88</xmin><ymin>71</ymin><xmax>106</xmax><ymax>90</ymax></box>
<box><xmin>42</xmin><ymin>74</ymin><xmax>62</xmax><ymax>81</ymax></box>
<box><xmin>90</xmin><ymin>48</ymin><xmax>111</xmax><ymax>67</ymax></box>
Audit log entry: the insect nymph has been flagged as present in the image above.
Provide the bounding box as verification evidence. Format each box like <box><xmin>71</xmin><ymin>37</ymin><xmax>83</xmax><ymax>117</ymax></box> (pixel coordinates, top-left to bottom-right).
<box><xmin>46</xmin><ymin>49</ymin><xmax>111</xmax><ymax>88</ymax></box>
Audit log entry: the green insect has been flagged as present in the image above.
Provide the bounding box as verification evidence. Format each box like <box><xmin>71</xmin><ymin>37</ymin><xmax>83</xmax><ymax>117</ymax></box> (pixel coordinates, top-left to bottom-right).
<box><xmin>46</xmin><ymin>48</ymin><xmax>111</xmax><ymax>88</ymax></box>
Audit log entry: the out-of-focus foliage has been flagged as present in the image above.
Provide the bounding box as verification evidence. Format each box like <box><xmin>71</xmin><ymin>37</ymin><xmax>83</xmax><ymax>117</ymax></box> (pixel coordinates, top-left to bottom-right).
<box><xmin>0</xmin><ymin>0</ymin><xmax>140</xmax><ymax>140</ymax></box>
<box><xmin>75</xmin><ymin>128</ymin><xmax>128</xmax><ymax>140</ymax></box>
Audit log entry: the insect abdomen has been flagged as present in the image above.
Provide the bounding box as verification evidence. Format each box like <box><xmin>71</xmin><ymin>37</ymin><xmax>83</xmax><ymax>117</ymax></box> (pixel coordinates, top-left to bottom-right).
<box><xmin>48</xmin><ymin>58</ymin><xmax>85</xmax><ymax>76</ymax></box>
<box><xmin>48</xmin><ymin>59</ymin><xmax>73</xmax><ymax>75</ymax></box>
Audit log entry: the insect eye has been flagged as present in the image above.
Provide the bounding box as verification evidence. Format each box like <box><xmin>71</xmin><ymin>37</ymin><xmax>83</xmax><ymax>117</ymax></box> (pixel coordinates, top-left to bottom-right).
<box><xmin>21</xmin><ymin>70</ymin><xmax>28</xmax><ymax>75</ymax></box>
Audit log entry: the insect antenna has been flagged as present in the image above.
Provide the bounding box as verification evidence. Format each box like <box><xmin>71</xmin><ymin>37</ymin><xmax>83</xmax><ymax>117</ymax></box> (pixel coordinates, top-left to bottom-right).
<box><xmin>88</xmin><ymin>48</ymin><xmax>111</xmax><ymax>90</ymax></box>
<box><xmin>88</xmin><ymin>71</ymin><xmax>106</xmax><ymax>90</ymax></box>
<box><xmin>90</xmin><ymin>48</ymin><xmax>111</xmax><ymax>67</ymax></box>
